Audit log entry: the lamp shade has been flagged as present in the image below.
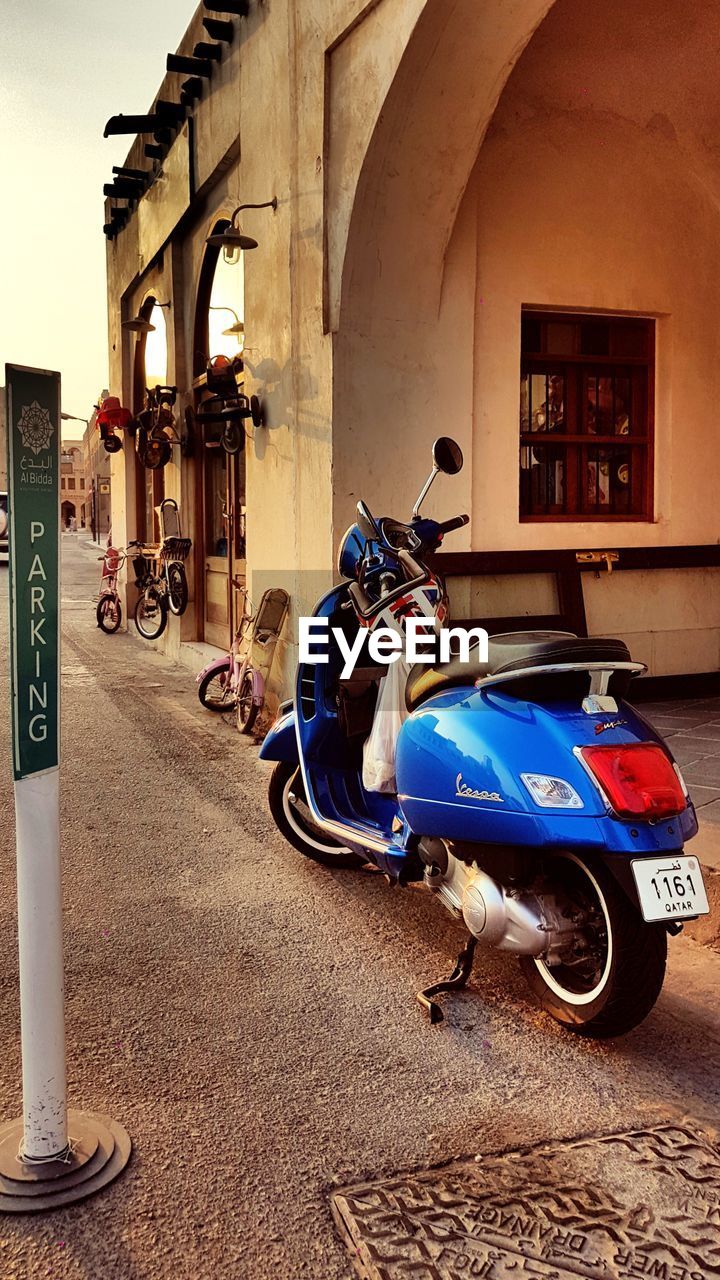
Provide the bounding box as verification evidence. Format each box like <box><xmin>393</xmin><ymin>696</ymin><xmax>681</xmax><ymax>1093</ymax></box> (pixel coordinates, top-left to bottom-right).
<box><xmin>122</xmin><ymin>314</ymin><xmax>156</xmax><ymax>334</ymax></box>
<box><xmin>206</xmin><ymin>226</ymin><xmax>258</xmax><ymax>252</ymax></box>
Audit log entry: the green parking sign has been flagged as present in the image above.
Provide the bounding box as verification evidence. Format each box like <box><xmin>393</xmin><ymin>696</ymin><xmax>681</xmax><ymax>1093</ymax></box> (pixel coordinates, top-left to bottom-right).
<box><xmin>6</xmin><ymin>365</ymin><xmax>61</xmax><ymax>780</ymax></box>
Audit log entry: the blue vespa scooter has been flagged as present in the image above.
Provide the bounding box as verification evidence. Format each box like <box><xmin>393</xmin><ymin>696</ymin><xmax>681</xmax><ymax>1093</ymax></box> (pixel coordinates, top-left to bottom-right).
<box><xmin>261</xmin><ymin>438</ymin><xmax>708</xmax><ymax>1037</ymax></box>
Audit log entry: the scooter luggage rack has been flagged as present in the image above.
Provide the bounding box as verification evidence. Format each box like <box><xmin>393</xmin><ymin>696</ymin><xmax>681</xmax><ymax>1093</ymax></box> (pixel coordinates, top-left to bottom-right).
<box><xmin>474</xmin><ymin>660</ymin><xmax>646</xmax><ymax>696</ymax></box>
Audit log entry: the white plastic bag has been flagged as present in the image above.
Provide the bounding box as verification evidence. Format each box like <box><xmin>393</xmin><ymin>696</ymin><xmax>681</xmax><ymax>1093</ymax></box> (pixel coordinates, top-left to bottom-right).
<box><xmin>362</xmin><ymin>657</ymin><xmax>411</xmax><ymax>793</ymax></box>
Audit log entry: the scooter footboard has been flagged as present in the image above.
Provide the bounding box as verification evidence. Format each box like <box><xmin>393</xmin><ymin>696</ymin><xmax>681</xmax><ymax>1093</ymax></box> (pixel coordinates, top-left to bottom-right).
<box><xmin>258</xmin><ymin>709</ymin><xmax>299</xmax><ymax>763</ymax></box>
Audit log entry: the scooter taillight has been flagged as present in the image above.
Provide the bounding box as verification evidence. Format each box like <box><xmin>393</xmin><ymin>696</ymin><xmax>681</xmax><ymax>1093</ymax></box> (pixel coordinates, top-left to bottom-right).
<box><xmin>579</xmin><ymin>743</ymin><xmax>686</xmax><ymax>819</ymax></box>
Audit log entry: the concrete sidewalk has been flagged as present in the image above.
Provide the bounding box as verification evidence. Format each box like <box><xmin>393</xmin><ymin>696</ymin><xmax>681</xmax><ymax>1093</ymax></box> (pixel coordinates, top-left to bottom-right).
<box><xmin>637</xmin><ymin>696</ymin><xmax>720</xmax><ymax>948</ymax></box>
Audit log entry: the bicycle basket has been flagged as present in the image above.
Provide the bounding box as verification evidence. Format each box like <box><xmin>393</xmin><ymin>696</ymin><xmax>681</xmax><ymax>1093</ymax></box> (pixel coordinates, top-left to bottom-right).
<box><xmin>133</xmin><ymin>554</ymin><xmax>150</xmax><ymax>583</ymax></box>
<box><xmin>159</xmin><ymin>536</ymin><xmax>192</xmax><ymax>562</ymax></box>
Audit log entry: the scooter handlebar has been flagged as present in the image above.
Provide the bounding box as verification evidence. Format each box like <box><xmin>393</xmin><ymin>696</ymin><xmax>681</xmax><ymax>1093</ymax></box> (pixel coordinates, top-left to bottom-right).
<box><xmin>437</xmin><ymin>514</ymin><xmax>469</xmax><ymax>534</ymax></box>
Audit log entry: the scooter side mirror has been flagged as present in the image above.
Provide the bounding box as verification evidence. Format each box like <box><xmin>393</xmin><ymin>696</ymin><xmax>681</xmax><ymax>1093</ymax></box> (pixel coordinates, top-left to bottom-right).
<box><xmin>433</xmin><ymin>436</ymin><xmax>463</xmax><ymax>475</ymax></box>
<box><xmin>356</xmin><ymin>500</ymin><xmax>382</xmax><ymax>542</ymax></box>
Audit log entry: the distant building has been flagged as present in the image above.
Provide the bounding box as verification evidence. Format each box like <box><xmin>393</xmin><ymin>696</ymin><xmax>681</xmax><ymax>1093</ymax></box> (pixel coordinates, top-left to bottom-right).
<box><xmin>60</xmin><ymin>441</ymin><xmax>86</xmax><ymax>530</ymax></box>
<box><xmin>82</xmin><ymin>398</ymin><xmax>111</xmax><ymax>542</ymax></box>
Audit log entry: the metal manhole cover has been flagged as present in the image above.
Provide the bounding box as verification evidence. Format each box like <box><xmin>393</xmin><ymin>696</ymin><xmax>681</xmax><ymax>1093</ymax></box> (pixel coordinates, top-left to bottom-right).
<box><xmin>331</xmin><ymin>1125</ymin><xmax>720</xmax><ymax>1279</ymax></box>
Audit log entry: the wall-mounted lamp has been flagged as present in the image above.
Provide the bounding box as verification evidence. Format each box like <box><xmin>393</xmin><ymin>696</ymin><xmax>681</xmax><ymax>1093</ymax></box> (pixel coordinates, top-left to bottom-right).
<box><xmin>209</xmin><ymin>306</ymin><xmax>245</xmax><ymax>339</ymax></box>
<box><xmin>206</xmin><ymin>198</ymin><xmax>277</xmax><ymax>264</ymax></box>
<box><xmin>122</xmin><ymin>301</ymin><xmax>171</xmax><ymax>334</ymax></box>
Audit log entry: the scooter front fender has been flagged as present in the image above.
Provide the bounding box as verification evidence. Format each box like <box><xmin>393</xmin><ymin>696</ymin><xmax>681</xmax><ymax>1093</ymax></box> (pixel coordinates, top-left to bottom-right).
<box><xmin>258</xmin><ymin>710</ymin><xmax>299</xmax><ymax>763</ymax></box>
<box><xmin>196</xmin><ymin>655</ymin><xmax>231</xmax><ymax>684</ymax></box>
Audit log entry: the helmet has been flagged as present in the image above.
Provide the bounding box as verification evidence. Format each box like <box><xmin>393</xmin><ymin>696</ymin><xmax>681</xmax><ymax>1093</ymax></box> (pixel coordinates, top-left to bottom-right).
<box><xmin>337</xmin><ymin>524</ymin><xmax>366</xmax><ymax>580</ymax></box>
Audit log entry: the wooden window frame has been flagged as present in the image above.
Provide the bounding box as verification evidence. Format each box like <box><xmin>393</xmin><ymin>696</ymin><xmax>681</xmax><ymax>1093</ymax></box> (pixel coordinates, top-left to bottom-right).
<box><xmin>519</xmin><ymin>311</ymin><xmax>655</xmax><ymax>523</ymax></box>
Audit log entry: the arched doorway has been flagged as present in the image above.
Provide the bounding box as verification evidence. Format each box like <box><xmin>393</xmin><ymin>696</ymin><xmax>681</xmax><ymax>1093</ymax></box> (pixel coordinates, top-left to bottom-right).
<box><xmin>335</xmin><ymin>0</ymin><xmax>720</xmax><ymax>677</ymax></box>
<box><xmin>61</xmin><ymin>501</ymin><xmax>76</xmax><ymax>530</ymax></box>
<box><xmin>132</xmin><ymin>293</ymin><xmax>169</xmax><ymax>543</ymax></box>
<box><xmin>193</xmin><ymin>219</ymin><xmax>246</xmax><ymax>648</ymax></box>
<box><xmin>333</xmin><ymin>0</ymin><xmax>555</xmax><ymax>539</ymax></box>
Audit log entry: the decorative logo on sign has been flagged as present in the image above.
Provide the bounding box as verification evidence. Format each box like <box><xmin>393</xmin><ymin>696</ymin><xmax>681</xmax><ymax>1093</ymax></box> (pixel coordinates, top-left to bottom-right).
<box><xmin>17</xmin><ymin>402</ymin><xmax>54</xmax><ymax>454</ymax></box>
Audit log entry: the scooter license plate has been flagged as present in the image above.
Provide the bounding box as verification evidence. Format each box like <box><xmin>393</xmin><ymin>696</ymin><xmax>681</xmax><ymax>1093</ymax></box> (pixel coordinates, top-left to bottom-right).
<box><xmin>631</xmin><ymin>855</ymin><xmax>709</xmax><ymax>922</ymax></box>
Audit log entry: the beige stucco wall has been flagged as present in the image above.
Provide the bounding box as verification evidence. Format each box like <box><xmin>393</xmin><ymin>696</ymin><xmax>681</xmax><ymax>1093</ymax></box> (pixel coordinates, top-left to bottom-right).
<box><xmin>105</xmin><ymin>0</ymin><xmax>720</xmax><ymax>688</ymax></box>
<box><xmin>105</xmin><ymin>0</ymin><xmax>433</xmax><ymax>690</ymax></box>
<box><xmin>333</xmin><ymin>0</ymin><xmax>720</xmax><ymax>677</ymax></box>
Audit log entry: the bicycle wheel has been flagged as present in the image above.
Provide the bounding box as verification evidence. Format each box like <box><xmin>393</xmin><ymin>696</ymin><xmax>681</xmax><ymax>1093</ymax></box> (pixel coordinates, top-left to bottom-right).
<box><xmin>198</xmin><ymin>661</ymin><xmax>236</xmax><ymax>712</ymax></box>
<box><xmin>134</xmin><ymin>584</ymin><xmax>168</xmax><ymax>640</ymax></box>
<box><xmin>167</xmin><ymin>562</ymin><xmax>189</xmax><ymax>616</ymax></box>
<box><xmin>96</xmin><ymin>594</ymin><xmax>122</xmax><ymax>634</ymax></box>
<box><xmin>236</xmin><ymin>669</ymin><xmax>258</xmax><ymax>734</ymax></box>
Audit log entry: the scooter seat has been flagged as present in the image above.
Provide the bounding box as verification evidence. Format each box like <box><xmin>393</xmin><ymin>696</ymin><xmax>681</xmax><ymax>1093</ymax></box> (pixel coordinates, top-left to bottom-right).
<box><xmin>405</xmin><ymin>630</ymin><xmax>633</xmax><ymax>710</ymax></box>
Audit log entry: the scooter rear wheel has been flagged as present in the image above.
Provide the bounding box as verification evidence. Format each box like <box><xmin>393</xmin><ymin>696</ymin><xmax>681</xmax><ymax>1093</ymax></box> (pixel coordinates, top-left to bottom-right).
<box><xmin>519</xmin><ymin>852</ymin><xmax>666</xmax><ymax>1038</ymax></box>
<box><xmin>268</xmin><ymin>763</ymin><xmax>366</xmax><ymax>869</ymax></box>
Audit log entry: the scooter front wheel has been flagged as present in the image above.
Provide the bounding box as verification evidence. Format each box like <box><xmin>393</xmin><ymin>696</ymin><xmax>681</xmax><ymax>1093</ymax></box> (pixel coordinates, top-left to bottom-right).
<box><xmin>519</xmin><ymin>852</ymin><xmax>666</xmax><ymax>1039</ymax></box>
<box><xmin>268</xmin><ymin>763</ymin><xmax>366</xmax><ymax>869</ymax></box>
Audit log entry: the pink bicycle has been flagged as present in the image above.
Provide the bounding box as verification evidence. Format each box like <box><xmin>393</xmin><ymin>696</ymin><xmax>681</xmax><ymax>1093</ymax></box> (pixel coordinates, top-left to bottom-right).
<box><xmin>196</xmin><ymin>586</ymin><xmax>289</xmax><ymax>733</ymax></box>
<box><xmin>96</xmin><ymin>546</ymin><xmax>126</xmax><ymax>634</ymax></box>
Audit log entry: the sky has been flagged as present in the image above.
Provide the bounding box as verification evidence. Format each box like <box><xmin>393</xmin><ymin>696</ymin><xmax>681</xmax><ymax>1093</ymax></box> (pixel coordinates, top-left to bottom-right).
<box><xmin>0</xmin><ymin>0</ymin><xmax>197</xmax><ymax>438</ymax></box>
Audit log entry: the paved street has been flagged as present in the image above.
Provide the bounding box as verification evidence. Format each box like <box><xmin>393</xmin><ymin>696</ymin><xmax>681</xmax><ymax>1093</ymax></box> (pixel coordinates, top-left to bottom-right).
<box><xmin>0</xmin><ymin>536</ymin><xmax>719</xmax><ymax>1279</ymax></box>
<box><xmin>635</xmin><ymin>697</ymin><xmax>720</xmax><ymax>825</ymax></box>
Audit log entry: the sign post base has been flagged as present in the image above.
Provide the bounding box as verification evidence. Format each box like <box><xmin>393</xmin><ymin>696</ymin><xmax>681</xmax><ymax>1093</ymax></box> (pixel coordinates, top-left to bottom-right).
<box><xmin>0</xmin><ymin>1111</ymin><xmax>131</xmax><ymax>1213</ymax></box>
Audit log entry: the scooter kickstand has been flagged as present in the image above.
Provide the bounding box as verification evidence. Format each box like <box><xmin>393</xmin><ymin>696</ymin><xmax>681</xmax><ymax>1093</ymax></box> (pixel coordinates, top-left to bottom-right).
<box><xmin>417</xmin><ymin>936</ymin><xmax>477</xmax><ymax>1024</ymax></box>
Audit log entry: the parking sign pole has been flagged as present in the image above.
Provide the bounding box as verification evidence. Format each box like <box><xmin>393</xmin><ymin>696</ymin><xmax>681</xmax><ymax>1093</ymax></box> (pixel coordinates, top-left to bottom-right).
<box><xmin>15</xmin><ymin>769</ymin><xmax>67</xmax><ymax>1157</ymax></box>
<box><xmin>0</xmin><ymin>365</ymin><xmax>131</xmax><ymax>1213</ymax></box>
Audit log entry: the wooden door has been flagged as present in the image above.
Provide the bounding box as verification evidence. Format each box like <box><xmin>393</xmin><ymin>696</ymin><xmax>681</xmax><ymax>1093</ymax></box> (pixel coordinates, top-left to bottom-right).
<box><xmin>202</xmin><ymin>446</ymin><xmax>246</xmax><ymax>649</ymax></box>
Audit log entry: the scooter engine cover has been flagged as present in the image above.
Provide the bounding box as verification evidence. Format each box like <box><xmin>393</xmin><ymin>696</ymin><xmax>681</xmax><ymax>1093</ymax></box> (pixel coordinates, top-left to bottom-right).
<box><xmin>394</xmin><ymin>686</ymin><xmax>698</xmax><ymax>855</ymax></box>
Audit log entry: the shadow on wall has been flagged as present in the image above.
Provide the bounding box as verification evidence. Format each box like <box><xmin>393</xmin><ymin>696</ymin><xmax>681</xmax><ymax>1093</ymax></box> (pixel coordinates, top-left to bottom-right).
<box><xmin>244</xmin><ymin>355</ymin><xmax>329</xmax><ymax>459</ymax></box>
